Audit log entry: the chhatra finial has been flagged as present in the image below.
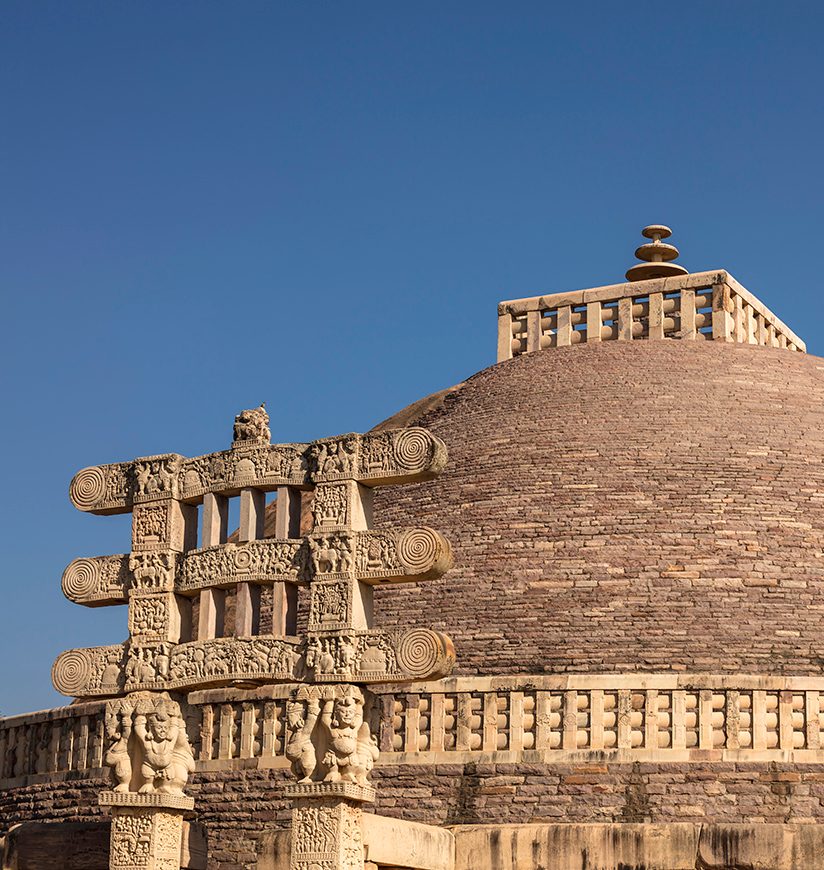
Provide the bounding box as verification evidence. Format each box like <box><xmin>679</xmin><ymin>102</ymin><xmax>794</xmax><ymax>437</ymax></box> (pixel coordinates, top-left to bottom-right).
<box><xmin>625</xmin><ymin>224</ymin><xmax>689</xmax><ymax>282</ymax></box>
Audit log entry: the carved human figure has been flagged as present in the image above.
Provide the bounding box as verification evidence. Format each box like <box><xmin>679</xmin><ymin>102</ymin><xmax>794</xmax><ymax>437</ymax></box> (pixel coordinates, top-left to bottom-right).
<box><xmin>285</xmin><ymin>698</ymin><xmax>320</xmax><ymax>782</ymax></box>
<box><xmin>133</xmin><ymin>697</ymin><xmax>195</xmax><ymax>794</ymax></box>
<box><xmin>104</xmin><ymin>701</ymin><xmax>133</xmax><ymax>793</ymax></box>
<box><xmin>320</xmin><ymin>688</ymin><xmax>378</xmax><ymax>786</ymax></box>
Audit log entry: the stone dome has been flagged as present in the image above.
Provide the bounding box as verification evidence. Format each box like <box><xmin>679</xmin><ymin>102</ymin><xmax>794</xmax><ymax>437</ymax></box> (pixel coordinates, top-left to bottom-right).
<box><xmin>372</xmin><ymin>339</ymin><xmax>824</xmax><ymax>676</ymax></box>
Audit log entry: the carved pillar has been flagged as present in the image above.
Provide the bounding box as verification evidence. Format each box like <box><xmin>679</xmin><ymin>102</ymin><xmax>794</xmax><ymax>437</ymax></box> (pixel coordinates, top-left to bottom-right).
<box><xmin>284</xmin><ymin>684</ymin><xmax>377</xmax><ymax>870</ymax></box>
<box><xmin>100</xmin><ymin>792</ymin><xmax>194</xmax><ymax>870</ymax></box>
<box><xmin>99</xmin><ymin>692</ymin><xmax>196</xmax><ymax>870</ymax></box>
<box><xmin>286</xmin><ymin>786</ymin><xmax>370</xmax><ymax>870</ymax></box>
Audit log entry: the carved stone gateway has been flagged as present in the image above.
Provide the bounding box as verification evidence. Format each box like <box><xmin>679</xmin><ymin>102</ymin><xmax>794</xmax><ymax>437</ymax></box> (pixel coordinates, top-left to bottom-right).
<box><xmin>56</xmin><ymin>407</ymin><xmax>454</xmax><ymax>870</ymax></box>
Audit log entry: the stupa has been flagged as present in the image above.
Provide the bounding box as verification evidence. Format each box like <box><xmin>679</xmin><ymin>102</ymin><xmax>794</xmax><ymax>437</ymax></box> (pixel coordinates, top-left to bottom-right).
<box><xmin>1</xmin><ymin>227</ymin><xmax>822</xmax><ymax>870</ymax></box>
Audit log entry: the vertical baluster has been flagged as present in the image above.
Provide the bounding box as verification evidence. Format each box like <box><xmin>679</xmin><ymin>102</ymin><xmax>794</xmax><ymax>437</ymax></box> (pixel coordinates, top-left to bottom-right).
<box><xmin>617</xmin><ymin>690</ymin><xmax>632</xmax><ymax>749</ymax></box>
<box><xmin>680</xmin><ymin>289</ymin><xmax>696</xmax><ymax>339</ymax></box>
<box><xmin>672</xmin><ymin>690</ymin><xmax>686</xmax><ymax>750</ymax></box>
<box><xmin>219</xmin><ymin>704</ymin><xmax>234</xmax><ymax>760</ymax></box>
<box><xmin>779</xmin><ymin>691</ymin><xmax>793</xmax><ymax>750</ymax></box>
<box><xmin>509</xmin><ymin>691</ymin><xmax>524</xmax><ymax>753</ymax></box>
<box><xmin>379</xmin><ymin>695</ymin><xmax>396</xmax><ymax>754</ymax></box>
<box><xmin>726</xmin><ymin>691</ymin><xmax>741</xmax><ymax>750</ymax></box>
<box><xmin>699</xmin><ymin>690</ymin><xmax>713</xmax><ymax>750</ymax></box>
<box><xmin>405</xmin><ymin>694</ymin><xmax>421</xmax><ymax>753</ymax></box>
<box><xmin>712</xmin><ymin>283</ymin><xmax>733</xmax><ymax>341</ymax></box>
<box><xmin>756</xmin><ymin>312</ymin><xmax>767</xmax><ymax>345</ymax></box>
<box><xmin>648</xmin><ymin>293</ymin><xmax>665</xmax><ymax>339</ymax></box>
<box><xmin>482</xmin><ymin>693</ymin><xmax>499</xmax><ymax>752</ymax></box>
<box><xmin>563</xmin><ymin>691</ymin><xmax>578</xmax><ymax>750</ymax></box>
<box><xmin>806</xmin><ymin>692</ymin><xmax>821</xmax><ymax>750</ymax></box>
<box><xmin>535</xmin><ymin>691</ymin><xmax>551</xmax><ymax>751</ymax></box>
<box><xmin>556</xmin><ymin>306</ymin><xmax>572</xmax><ymax>347</ymax></box>
<box><xmin>262</xmin><ymin>702</ymin><xmax>277</xmax><ymax>757</ymax></box>
<box><xmin>733</xmin><ymin>295</ymin><xmax>745</xmax><ymax>342</ymax></box>
<box><xmin>590</xmin><ymin>690</ymin><xmax>604</xmax><ymax>751</ymax></box>
<box><xmin>429</xmin><ymin>693</ymin><xmax>445</xmax><ymax>753</ymax></box>
<box><xmin>200</xmin><ymin>705</ymin><xmax>214</xmax><ymax>761</ymax></box>
<box><xmin>497</xmin><ymin>310</ymin><xmax>513</xmax><ymax>361</ymax></box>
<box><xmin>752</xmin><ymin>691</ymin><xmax>767</xmax><ymax>751</ymax></box>
<box><xmin>586</xmin><ymin>301</ymin><xmax>602</xmax><ymax>343</ymax></box>
<box><xmin>76</xmin><ymin>716</ymin><xmax>89</xmax><ymax>771</ymax></box>
<box><xmin>240</xmin><ymin>702</ymin><xmax>255</xmax><ymax>758</ymax></box>
<box><xmin>645</xmin><ymin>691</ymin><xmax>659</xmax><ymax>749</ymax></box>
<box><xmin>456</xmin><ymin>693</ymin><xmax>472</xmax><ymax>752</ymax></box>
<box><xmin>618</xmin><ymin>298</ymin><xmax>633</xmax><ymax>341</ymax></box>
<box><xmin>526</xmin><ymin>310</ymin><xmax>541</xmax><ymax>354</ymax></box>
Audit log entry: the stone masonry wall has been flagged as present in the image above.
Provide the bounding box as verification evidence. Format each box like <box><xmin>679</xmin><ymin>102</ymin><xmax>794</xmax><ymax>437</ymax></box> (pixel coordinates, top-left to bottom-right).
<box><xmin>372</xmin><ymin>341</ymin><xmax>824</xmax><ymax>676</ymax></box>
<box><xmin>4</xmin><ymin>763</ymin><xmax>824</xmax><ymax>869</ymax></box>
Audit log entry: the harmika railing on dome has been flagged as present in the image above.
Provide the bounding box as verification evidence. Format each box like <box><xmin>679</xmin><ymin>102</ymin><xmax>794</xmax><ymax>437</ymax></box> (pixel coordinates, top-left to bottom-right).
<box><xmin>497</xmin><ymin>226</ymin><xmax>805</xmax><ymax>362</ymax></box>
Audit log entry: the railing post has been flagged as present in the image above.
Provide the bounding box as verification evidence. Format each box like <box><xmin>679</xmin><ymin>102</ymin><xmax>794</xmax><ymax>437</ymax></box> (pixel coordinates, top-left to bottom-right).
<box><xmin>712</xmin><ymin>283</ymin><xmax>733</xmax><ymax>342</ymax></box>
<box><xmin>648</xmin><ymin>293</ymin><xmax>665</xmax><ymax>339</ymax></box>
<box><xmin>526</xmin><ymin>310</ymin><xmax>542</xmax><ymax>353</ymax></box>
<box><xmin>618</xmin><ymin>297</ymin><xmax>633</xmax><ymax>341</ymax></box>
<box><xmin>586</xmin><ymin>301</ymin><xmax>602</xmax><ymax>343</ymax></box>
<box><xmin>680</xmin><ymin>289</ymin><xmax>696</xmax><ymax>339</ymax></box>
<box><xmin>497</xmin><ymin>310</ymin><xmax>513</xmax><ymax>362</ymax></box>
<box><xmin>556</xmin><ymin>306</ymin><xmax>572</xmax><ymax>346</ymax></box>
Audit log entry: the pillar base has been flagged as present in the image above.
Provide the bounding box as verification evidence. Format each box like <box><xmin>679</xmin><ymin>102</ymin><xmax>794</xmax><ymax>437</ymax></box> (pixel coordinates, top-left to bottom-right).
<box><xmin>285</xmin><ymin>782</ymin><xmax>374</xmax><ymax>870</ymax></box>
<box><xmin>99</xmin><ymin>792</ymin><xmax>194</xmax><ymax>870</ymax></box>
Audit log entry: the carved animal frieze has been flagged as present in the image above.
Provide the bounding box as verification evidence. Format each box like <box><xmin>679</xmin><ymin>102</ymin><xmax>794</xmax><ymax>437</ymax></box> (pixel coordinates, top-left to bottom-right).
<box><xmin>69</xmin><ymin>428</ymin><xmax>446</xmax><ymax>514</ymax></box>
<box><xmin>52</xmin><ymin>625</ymin><xmax>454</xmax><ymax>698</ymax></box>
<box><xmin>177</xmin><ymin>540</ymin><xmax>306</xmax><ymax>592</ymax></box>
<box><xmin>129</xmin><ymin>551</ymin><xmax>178</xmax><ymax>592</ymax></box>
<box><xmin>233</xmin><ymin>404</ymin><xmax>271</xmax><ymax>445</ymax></box>
<box><xmin>133</xmin><ymin>455</ymin><xmax>183</xmax><ymax>503</ymax></box>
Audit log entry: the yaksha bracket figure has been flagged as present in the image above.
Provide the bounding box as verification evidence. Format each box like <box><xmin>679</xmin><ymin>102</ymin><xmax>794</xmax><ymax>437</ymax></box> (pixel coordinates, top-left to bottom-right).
<box><xmin>104</xmin><ymin>692</ymin><xmax>195</xmax><ymax>796</ymax></box>
<box><xmin>286</xmin><ymin>685</ymin><xmax>378</xmax><ymax>787</ymax></box>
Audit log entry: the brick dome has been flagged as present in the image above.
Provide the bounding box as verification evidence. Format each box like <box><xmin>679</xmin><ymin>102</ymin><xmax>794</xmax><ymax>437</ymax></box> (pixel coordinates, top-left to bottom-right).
<box><xmin>372</xmin><ymin>340</ymin><xmax>824</xmax><ymax>676</ymax></box>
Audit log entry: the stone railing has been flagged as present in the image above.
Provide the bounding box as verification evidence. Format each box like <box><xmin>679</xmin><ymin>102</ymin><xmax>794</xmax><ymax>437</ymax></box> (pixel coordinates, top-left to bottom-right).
<box><xmin>497</xmin><ymin>270</ymin><xmax>806</xmax><ymax>362</ymax></box>
<box><xmin>4</xmin><ymin>675</ymin><xmax>824</xmax><ymax>784</ymax></box>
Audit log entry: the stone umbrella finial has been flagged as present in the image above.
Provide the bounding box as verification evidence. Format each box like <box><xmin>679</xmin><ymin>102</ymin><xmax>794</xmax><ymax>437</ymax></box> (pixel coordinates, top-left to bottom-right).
<box><xmin>625</xmin><ymin>224</ymin><xmax>689</xmax><ymax>282</ymax></box>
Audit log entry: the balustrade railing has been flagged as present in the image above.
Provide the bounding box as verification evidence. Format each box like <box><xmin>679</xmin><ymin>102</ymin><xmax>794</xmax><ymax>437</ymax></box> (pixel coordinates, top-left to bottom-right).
<box><xmin>3</xmin><ymin>675</ymin><xmax>824</xmax><ymax>783</ymax></box>
<box><xmin>497</xmin><ymin>270</ymin><xmax>805</xmax><ymax>362</ymax></box>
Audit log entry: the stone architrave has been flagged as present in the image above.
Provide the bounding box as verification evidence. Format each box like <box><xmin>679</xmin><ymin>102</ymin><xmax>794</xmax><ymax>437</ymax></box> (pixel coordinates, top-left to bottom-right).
<box><xmin>53</xmin><ymin>410</ymin><xmax>454</xmax><ymax>699</ymax></box>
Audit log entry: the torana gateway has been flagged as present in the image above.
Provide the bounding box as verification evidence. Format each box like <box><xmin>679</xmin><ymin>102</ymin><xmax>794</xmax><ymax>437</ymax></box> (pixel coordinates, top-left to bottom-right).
<box><xmin>2</xmin><ymin>227</ymin><xmax>824</xmax><ymax>869</ymax></box>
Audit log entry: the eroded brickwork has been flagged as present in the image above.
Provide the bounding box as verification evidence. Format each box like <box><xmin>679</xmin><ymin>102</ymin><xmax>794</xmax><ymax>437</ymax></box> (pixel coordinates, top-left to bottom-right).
<box><xmin>373</xmin><ymin>341</ymin><xmax>824</xmax><ymax>676</ymax></box>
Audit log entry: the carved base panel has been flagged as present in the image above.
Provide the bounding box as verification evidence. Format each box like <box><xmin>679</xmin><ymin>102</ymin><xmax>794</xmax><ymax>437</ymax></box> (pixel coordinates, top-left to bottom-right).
<box><xmin>290</xmin><ymin>796</ymin><xmax>365</xmax><ymax>870</ymax></box>
<box><xmin>100</xmin><ymin>794</ymin><xmax>191</xmax><ymax>870</ymax></box>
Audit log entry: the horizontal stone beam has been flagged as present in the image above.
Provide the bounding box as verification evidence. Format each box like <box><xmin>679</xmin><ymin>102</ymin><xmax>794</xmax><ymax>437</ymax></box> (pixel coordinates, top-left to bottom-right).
<box><xmin>63</xmin><ymin>528</ymin><xmax>452</xmax><ymax>606</ymax></box>
<box><xmin>69</xmin><ymin>429</ymin><xmax>447</xmax><ymax>514</ymax></box>
<box><xmin>363</xmin><ymin>813</ymin><xmax>455</xmax><ymax>870</ymax></box>
<box><xmin>51</xmin><ymin>627</ymin><xmax>455</xmax><ymax>698</ymax></box>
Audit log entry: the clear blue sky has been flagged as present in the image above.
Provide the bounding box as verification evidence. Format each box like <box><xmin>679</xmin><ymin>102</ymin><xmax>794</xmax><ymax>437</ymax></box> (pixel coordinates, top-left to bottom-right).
<box><xmin>2</xmin><ymin>2</ymin><xmax>823</xmax><ymax>715</ymax></box>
